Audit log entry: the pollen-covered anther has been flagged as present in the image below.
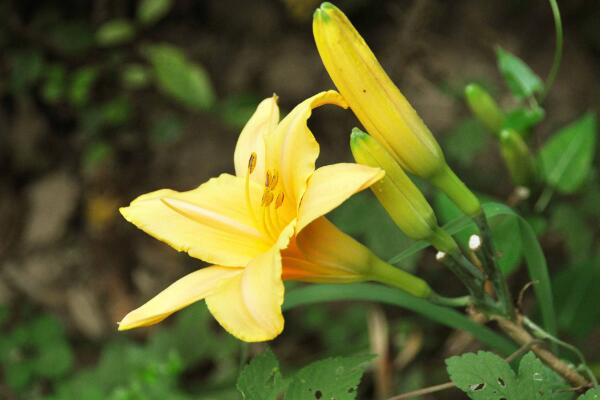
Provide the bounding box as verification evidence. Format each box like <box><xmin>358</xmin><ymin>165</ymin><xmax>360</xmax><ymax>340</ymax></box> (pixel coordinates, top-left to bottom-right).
<box><xmin>265</xmin><ymin>170</ymin><xmax>279</xmax><ymax>190</ymax></box>
<box><xmin>261</xmin><ymin>188</ymin><xmax>274</xmax><ymax>207</ymax></box>
<box><xmin>274</xmin><ymin>192</ymin><xmax>284</xmax><ymax>209</ymax></box>
<box><xmin>248</xmin><ymin>152</ymin><xmax>257</xmax><ymax>174</ymax></box>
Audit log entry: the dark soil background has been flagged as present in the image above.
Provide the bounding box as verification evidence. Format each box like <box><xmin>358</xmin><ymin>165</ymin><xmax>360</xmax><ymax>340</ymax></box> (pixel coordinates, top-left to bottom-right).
<box><xmin>1</xmin><ymin>0</ymin><xmax>599</xmax><ymax>398</ymax></box>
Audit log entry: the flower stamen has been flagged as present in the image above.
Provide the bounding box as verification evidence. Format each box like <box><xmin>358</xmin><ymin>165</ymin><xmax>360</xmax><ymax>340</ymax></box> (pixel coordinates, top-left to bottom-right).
<box><xmin>245</xmin><ymin>152</ymin><xmax>261</xmax><ymax>232</ymax></box>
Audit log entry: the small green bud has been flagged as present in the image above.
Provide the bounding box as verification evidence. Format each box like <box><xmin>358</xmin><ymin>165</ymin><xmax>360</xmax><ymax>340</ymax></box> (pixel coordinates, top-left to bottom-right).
<box><xmin>465</xmin><ymin>83</ymin><xmax>504</xmax><ymax>135</ymax></box>
<box><xmin>499</xmin><ymin>128</ymin><xmax>537</xmax><ymax>187</ymax></box>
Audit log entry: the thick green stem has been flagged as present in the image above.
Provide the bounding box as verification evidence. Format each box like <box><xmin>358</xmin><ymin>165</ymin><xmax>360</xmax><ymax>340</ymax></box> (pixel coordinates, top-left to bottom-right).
<box><xmin>473</xmin><ymin>212</ymin><xmax>515</xmax><ymax>319</ymax></box>
<box><xmin>367</xmin><ymin>258</ymin><xmax>432</xmax><ymax>299</ymax></box>
<box><xmin>428</xmin><ymin>294</ymin><xmax>471</xmax><ymax>308</ymax></box>
<box><xmin>429</xmin><ymin>164</ymin><xmax>481</xmax><ymax>217</ymax></box>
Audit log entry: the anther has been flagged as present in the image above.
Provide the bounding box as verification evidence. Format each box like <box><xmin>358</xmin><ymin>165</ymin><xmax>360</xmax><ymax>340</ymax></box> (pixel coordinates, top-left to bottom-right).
<box><xmin>265</xmin><ymin>170</ymin><xmax>279</xmax><ymax>190</ymax></box>
<box><xmin>275</xmin><ymin>192</ymin><xmax>284</xmax><ymax>208</ymax></box>
<box><xmin>248</xmin><ymin>152</ymin><xmax>257</xmax><ymax>174</ymax></box>
<box><xmin>261</xmin><ymin>188</ymin><xmax>274</xmax><ymax>207</ymax></box>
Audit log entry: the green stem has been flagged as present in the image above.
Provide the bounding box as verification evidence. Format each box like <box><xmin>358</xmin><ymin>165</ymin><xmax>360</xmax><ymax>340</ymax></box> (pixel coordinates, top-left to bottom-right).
<box><xmin>540</xmin><ymin>0</ymin><xmax>563</xmax><ymax>102</ymax></box>
<box><xmin>473</xmin><ymin>212</ymin><xmax>515</xmax><ymax>319</ymax></box>
<box><xmin>428</xmin><ymin>294</ymin><xmax>471</xmax><ymax>308</ymax></box>
<box><xmin>367</xmin><ymin>258</ymin><xmax>433</xmax><ymax>299</ymax></box>
<box><xmin>429</xmin><ymin>164</ymin><xmax>481</xmax><ymax>217</ymax></box>
<box><xmin>523</xmin><ymin>316</ymin><xmax>598</xmax><ymax>386</ymax></box>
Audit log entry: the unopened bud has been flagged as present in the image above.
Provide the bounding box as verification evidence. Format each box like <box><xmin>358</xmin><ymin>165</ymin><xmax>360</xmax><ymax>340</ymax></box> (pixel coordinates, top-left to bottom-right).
<box><xmin>499</xmin><ymin>129</ymin><xmax>537</xmax><ymax>187</ymax></box>
<box><xmin>314</xmin><ymin>2</ymin><xmax>445</xmax><ymax>179</ymax></box>
<box><xmin>464</xmin><ymin>83</ymin><xmax>504</xmax><ymax>135</ymax></box>
<box><xmin>350</xmin><ymin>129</ymin><xmax>437</xmax><ymax>241</ymax></box>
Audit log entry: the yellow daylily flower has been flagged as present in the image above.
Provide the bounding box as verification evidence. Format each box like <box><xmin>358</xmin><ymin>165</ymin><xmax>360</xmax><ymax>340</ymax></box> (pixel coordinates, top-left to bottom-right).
<box><xmin>313</xmin><ymin>2</ymin><xmax>481</xmax><ymax>217</ymax></box>
<box><xmin>118</xmin><ymin>91</ymin><xmax>388</xmax><ymax>342</ymax></box>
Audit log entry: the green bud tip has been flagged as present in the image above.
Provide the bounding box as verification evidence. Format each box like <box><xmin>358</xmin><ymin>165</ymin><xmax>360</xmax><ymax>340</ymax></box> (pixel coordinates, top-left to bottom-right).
<box><xmin>314</xmin><ymin>2</ymin><xmax>335</xmax><ymax>21</ymax></box>
<box><xmin>350</xmin><ymin>127</ymin><xmax>368</xmax><ymax>145</ymax></box>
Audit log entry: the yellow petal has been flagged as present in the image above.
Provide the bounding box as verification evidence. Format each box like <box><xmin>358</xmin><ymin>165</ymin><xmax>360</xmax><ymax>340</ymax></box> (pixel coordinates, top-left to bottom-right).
<box><xmin>266</xmin><ymin>90</ymin><xmax>347</xmax><ymax>213</ymax></box>
<box><xmin>118</xmin><ymin>266</ymin><xmax>243</xmax><ymax>330</ymax></box>
<box><xmin>313</xmin><ymin>3</ymin><xmax>445</xmax><ymax>179</ymax></box>
<box><xmin>120</xmin><ymin>173</ymin><xmax>270</xmax><ymax>267</ymax></box>
<box><xmin>283</xmin><ymin>217</ymin><xmax>371</xmax><ymax>282</ymax></box>
<box><xmin>233</xmin><ymin>95</ymin><xmax>279</xmax><ymax>183</ymax></box>
<box><xmin>296</xmin><ymin>163</ymin><xmax>383</xmax><ymax>232</ymax></box>
<box><xmin>206</xmin><ymin>246</ymin><xmax>285</xmax><ymax>342</ymax></box>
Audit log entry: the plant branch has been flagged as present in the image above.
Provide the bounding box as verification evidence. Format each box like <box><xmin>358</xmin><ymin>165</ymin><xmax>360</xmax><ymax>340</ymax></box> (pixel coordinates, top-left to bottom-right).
<box><xmin>472</xmin><ymin>212</ymin><xmax>515</xmax><ymax>319</ymax></box>
<box><xmin>386</xmin><ymin>382</ymin><xmax>456</xmax><ymax>400</ymax></box>
<box><xmin>495</xmin><ymin>316</ymin><xmax>590</xmax><ymax>388</ymax></box>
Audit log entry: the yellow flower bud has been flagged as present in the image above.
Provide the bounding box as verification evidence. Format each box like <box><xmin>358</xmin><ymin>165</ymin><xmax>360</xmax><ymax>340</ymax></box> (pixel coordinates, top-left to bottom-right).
<box><xmin>350</xmin><ymin>129</ymin><xmax>435</xmax><ymax>239</ymax></box>
<box><xmin>313</xmin><ymin>2</ymin><xmax>444</xmax><ymax>179</ymax></box>
<box><xmin>314</xmin><ymin>2</ymin><xmax>481</xmax><ymax>217</ymax></box>
<box><xmin>350</xmin><ymin>129</ymin><xmax>457</xmax><ymax>253</ymax></box>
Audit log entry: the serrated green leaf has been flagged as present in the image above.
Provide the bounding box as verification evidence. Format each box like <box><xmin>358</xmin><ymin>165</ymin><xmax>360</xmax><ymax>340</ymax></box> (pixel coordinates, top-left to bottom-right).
<box><xmin>96</xmin><ymin>20</ymin><xmax>135</xmax><ymax>47</ymax></box>
<box><xmin>236</xmin><ymin>349</ymin><xmax>287</xmax><ymax>400</ymax></box>
<box><xmin>579</xmin><ymin>387</ymin><xmax>600</xmax><ymax>399</ymax></box>
<box><xmin>137</xmin><ymin>0</ymin><xmax>172</xmax><ymax>25</ymax></box>
<box><xmin>538</xmin><ymin>113</ymin><xmax>597</xmax><ymax>193</ymax></box>
<box><xmin>144</xmin><ymin>43</ymin><xmax>215</xmax><ymax>110</ymax></box>
<box><xmin>447</xmin><ymin>351</ymin><xmax>516</xmax><ymax>399</ymax></box>
<box><xmin>496</xmin><ymin>47</ymin><xmax>543</xmax><ymax>99</ymax></box>
<box><xmin>446</xmin><ymin>351</ymin><xmax>571</xmax><ymax>400</ymax></box>
<box><xmin>286</xmin><ymin>354</ymin><xmax>373</xmax><ymax>400</ymax></box>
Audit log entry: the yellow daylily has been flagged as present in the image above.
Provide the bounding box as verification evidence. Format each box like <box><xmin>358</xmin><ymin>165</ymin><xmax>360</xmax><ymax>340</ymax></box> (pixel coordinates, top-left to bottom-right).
<box><xmin>313</xmin><ymin>2</ymin><xmax>481</xmax><ymax>217</ymax></box>
<box><xmin>118</xmin><ymin>91</ymin><xmax>390</xmax><ymax>342</ymax></box>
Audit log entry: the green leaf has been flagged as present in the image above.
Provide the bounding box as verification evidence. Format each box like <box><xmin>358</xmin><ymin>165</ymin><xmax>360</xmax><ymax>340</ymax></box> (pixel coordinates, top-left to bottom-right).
<box><xmin>388</xmin><ymin>202</ymin><xmax>557</xmax><ymax>338</ymax></box>
<box><xmin>554</xmin><ymin>258</ymin><xmax>600</xmax><ymax>338</ymax></box>
<box><xmin>41</xmin><ymin>64</ymin><xmax>66</xmax><ymax>104</ymax></box>
<box><xmin>446</xmin><ymin>351</ymin><xmax>571</xmax><ymax>400</ymax></box>
<box><xmin>236</xmin><ymin>349</ymin><xmax>287</xmax><ymax>400</ymax></box>
<box><xmin>144</xmin><ymin>44</ymin><xmax>215</xmax><ymax>111</ymax></box>
<box><xmin>503</xmin><ymin>106</ymin><xmax>545</xmax><ymax>134</ymax></box>
<box><xmin>550</xmin><ymin>204</ymin><xmax>593</xmax><ymax>264</ymax></box>
<box><xmin>150</xmin><ymin>114</ymin><xmax>184</xmax><ymax>144</ymax></box>
<box><xmin>496</xmin><ymin>47</ymin><xmax>543</xmax><ymax>99</ymax></box>
<box><xmin>538</xmin><ymin>113</ymin><xmax>597</xmax><ymax>193</ymax></box>
<box><xmin>286</xmin><ymin>354</ymin><xmax>373</xmax><ymax>400</ymax></box>
<box><xmin>137</xmin><ymin>0</ymin><xmax>172</xmax><ymax>25</ymax></box>
<box><xmin>121</xmin><ymin>64</ymin><xmax>150</xmax><ymax>90</ymax></box>
<box><xmin>96</xmin><ymin>20</ymin><xmax>135</xmax><ymax>47</ymax></box>
<box><xmin>34</xmin><ymin>341</ymin><xmax>73</xmax><ymax>379</ymax></box>
<box><xmin>444</xmin><ymin>118</ymin><xmax>489</xmax><ymax>167</ymax></box>
<box><xmin>579</xmin><ymin>387</ymin><xmax>600</xmax><ymax>399</ymax></box>
<box><xmin>217</xmin><ymin>94</ymin><xmax>261</xmax><ymax>128</ymax></box>
<box><xmin>283</xmin><ymin>284</ymin><xmax>516</xmax><ymax>355</ymax></box>
<box><xmin>9</xmin><ymin>50</ymin><xmax>44</xmax><ymax>93</ymax></box>
<box><xmin>68</xmin><ymin>67</ymin><xmax>98</xmax><ymax>107</ymax></box>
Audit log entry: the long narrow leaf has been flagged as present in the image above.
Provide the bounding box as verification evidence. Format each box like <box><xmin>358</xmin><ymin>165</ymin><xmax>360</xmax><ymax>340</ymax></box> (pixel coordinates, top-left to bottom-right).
<box><xmin>387</xmin><ymin>202</ymin><xmax>556</xmax><ymax>336</ymax></box>
<box><xmin>283</xmin><ymin>283</ymin><xmax>516</xmax><ymax>355</ymax></box>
